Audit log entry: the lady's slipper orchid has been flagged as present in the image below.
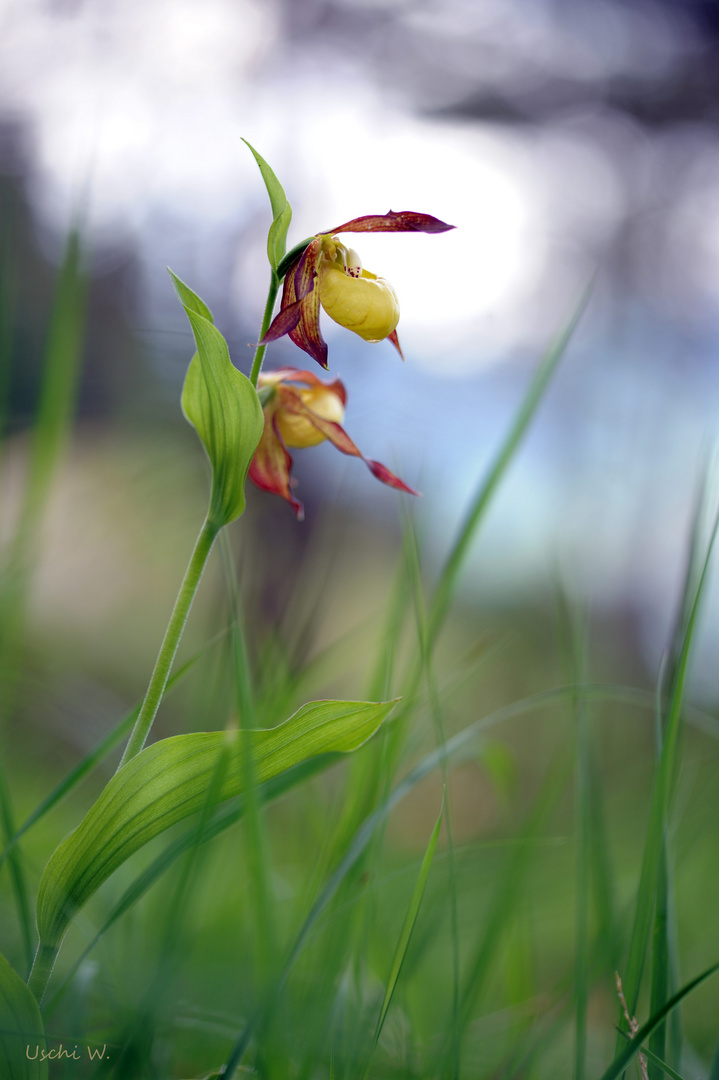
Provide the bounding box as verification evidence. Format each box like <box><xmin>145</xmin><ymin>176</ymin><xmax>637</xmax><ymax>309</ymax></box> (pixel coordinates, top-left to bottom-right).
<box><xmin>249</xmin><ymin>367</ymin><xmax>418</xmax><ymax>519</ymax></box>
<box><xmin>262</xmin><ymin>211</ymin><xmax>454</xmax><ymax>368</ymax></box>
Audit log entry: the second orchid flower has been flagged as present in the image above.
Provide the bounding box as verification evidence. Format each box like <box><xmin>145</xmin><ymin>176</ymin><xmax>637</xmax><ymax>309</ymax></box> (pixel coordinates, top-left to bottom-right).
<box><xmin>249</xmin><ymin>368</ymin><xmax>418</xmax><ymax>519</ymax></box>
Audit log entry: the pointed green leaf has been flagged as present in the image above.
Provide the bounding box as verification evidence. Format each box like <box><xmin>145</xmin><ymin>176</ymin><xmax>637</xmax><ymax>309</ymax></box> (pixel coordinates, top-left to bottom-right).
<box><xmin>243</xmin><ymin>139</ymin><xmax>292</xmax><ymax>273</ymax></box>
<box><xmin>168</xmin><ymin>270</ymin><xmax>214</xmax><ymax>323</ymax></box>
<box><xmin>170</xmin><ymin>271</ymin><xmax>263</xmax><ymax>527</ymax></box>
<box><xmin>0</xmin><ymin>951</ymin><xmax>47</xmax><ymax>1078</ymax></box>
<box><xmin>31</xmin><ymin>699</ymin><xmax>397</xmax><ymax>997</ymax></box>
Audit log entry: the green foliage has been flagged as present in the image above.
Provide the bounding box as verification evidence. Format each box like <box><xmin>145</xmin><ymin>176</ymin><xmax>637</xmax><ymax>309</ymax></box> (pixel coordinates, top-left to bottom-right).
<box><xmin>31</xmin><ymin>700</ymin><xmax>396</xmax><ymax>997</ymax></box>
<box><xmin>242</xmin><ymin>139</ymin><xmax>292</xmax><ymax>275</ymax></box>
<box><xmin>0</xmin><ymin>225</ymin><xmax>88</xmax><ymax>972</ymax></box>
<box><xmin>0</xmin><ymin>950</ymin><xmax>47</xmax><ymax>1079</ymax></box>
<box><xmin>600</xmin><ymin>960</ymin><xmax>719</xmax><ymax>1080</ymax></box>
<box><xmin>362</xmin><ymin>794</ymin><xmax>444</xmax><ymax>1078</ymax></box>
<box><xmin>7</xmin><ymin>214</ymin><xmax>719</xmax><ymax>1079</ymax></box>
<box><xmin>617</xmin><ymin>490</ymin><xmax>719</xmax><ymax>1058</ymax></box>
<box><xmin>171</xmin><ymin>271</ymin><xmax>264</xmax><ymax>527</ymax></box>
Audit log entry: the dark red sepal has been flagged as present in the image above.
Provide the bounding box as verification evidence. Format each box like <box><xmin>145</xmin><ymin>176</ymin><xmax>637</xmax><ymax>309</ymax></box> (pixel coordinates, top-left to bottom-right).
<box><xmin>276</xmin><ymin>240</ymin><xmax>328</xmax><ymax>368</ymax></box>
<box><xmin>262</xmin><ymin>300</ymin><xmax>304</xmax><ymax>343</ymax></box>
<box><xmin>287</xmin><ymin>407</ymin><xmax>420</xmax><ymax>497</ymax></box>
<box><xmin>325</xmin><ymin>211</ymin><xmax>455</xmax><ymax>235</ymax></box>
<box><xmin>248</xmin><ymin>413</ymin><xmax>304</xmax><ymax>519</ymax></box>
<box><xmin>365</xmin><ymin>459</ymin><xmax>420</xmax><ymax>495</ymax></box>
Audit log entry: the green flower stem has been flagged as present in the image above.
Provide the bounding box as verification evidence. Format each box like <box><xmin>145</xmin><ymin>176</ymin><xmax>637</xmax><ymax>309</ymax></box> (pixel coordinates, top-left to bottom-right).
<box><xmin>118</xmin><ymin>515</ymin><xmax>220</xmax><ymax>768</ymax></box>
<box><xmin>249</xmin><ymin>272</ymin><xmax>280</xmax><ymax>388</ymax></box>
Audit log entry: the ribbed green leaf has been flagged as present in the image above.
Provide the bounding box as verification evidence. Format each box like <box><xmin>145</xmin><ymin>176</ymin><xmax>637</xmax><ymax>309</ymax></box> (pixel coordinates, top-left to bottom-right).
<box><xmin>170</xmin><ymin>271</ymin><xmax>263</xmax><ymax>527</ymax></box>
<box><xmin>30</xmin><ymin>700</ymin><xmax>395</xmax><ymax>998</ymax></box>
<box><xmin>0</xmin><ymin>951</ymin><xmax>47</xmax><ymax>1079</ymax></box>
<box><xmin>242</xmin><ymin>139</ymin><xmax>292</xmax><ymax>273</ymax></box>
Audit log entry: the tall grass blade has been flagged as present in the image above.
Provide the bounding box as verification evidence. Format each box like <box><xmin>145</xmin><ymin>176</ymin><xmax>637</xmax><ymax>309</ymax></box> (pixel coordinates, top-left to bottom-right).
<box><xmin>426</xmin><ymin>282</ymin><xmax>592</xmax><ymax>649</ymax></box>
<box><xmin>222</xmin><ymin>692</ymin><xmax>581</xmax><ymax>1079</ymax></box>
<box><xmin>574</xmin><ymin>640</ymin><xmax>591</xmax><ymax>1080</ymax></box>
<box><xmin>453</xmin><ymin>751</ymin><xmax>569</xmax><ymax>1044</ymax></box>
<box><xmin>600</xmin><ymin>960</ymin><xmax>719</xmax><ymax>1080</ymax></box>
<box><xmin>404</xmin><ymin>513</ymin><xmax>461</xmax><ymax>1079</ymax></box>
<box><xmin>555</xmin><ymin>587</ymin><xmax>592</xmax><ymax>1080</ymax></box>
<box><xmin>710</xmin><ymin>1031</ymin><xmax>719</xmax><ymax>1080</ymax></box>
<box><xmin>361</xmin><ymin>794</ymin><xmax>444</xmax><ymax>1080</ymax></box>
<box><xmin>648</xmin><ymin>470</ymin><xmax>708</xmax><ymax>1076</ymax></box>
<box><xmin>617</xmin><ymin>1032</ymin><xmax>687</xmax><ymax>1080</ymax></box>
<box><xmin>8</xmin><ymin>227</ymin><xmax>87</xmax><ymax>553</ymax></box>
<box><xmin>220</xmin><ymin>532</ymin><xmax>276</xmax><ymax>975</ymax></box>
<box><xmin>0</xmin><ymin>226</ymin><xmax>87</xmax><ymax>974</ymax></box>
<box><xmin>616</xmin><ymin>489</ymin><xmax>719</xmax><ymax>1055</ymax></box>
<box><xmin>588</xmin><ymin>747</ymin><xmax>618</xmax><ymax>968</ymax></box>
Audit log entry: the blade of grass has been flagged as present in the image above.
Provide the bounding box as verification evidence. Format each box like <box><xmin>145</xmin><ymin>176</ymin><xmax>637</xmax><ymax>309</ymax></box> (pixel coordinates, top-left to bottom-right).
<box><xmin>220</xmin><ymin>531</ymin><xmax>277</xmax><ymax>976</ymax></box>
<box><xmin>223</xmin><ymin>690</ymin><xmax>582</xmax><ymax>1080</ymax></box>
<box><xmin>426</xmin><ymin>282</ymin><xmax>592</xmax><ymax>651</ymax></box>
<box><xmin>361</xmin><ymin>793</ymin><xmax>444</xmax><ymax>1080</ymax></box>
<box><xmin>588</xmin><ymin>742</ymin><xmax>619</xmax><ymax>969</ymax></box>
<box><xmin>214</xmin><ymin>674</ymin><xmax>713</xmax><ymax>1080</ymax></box>
<box><xmin>600</xmin><ymin>960</ymin><xmax>719</xmax><ymax>1080</ymax></box>
<box><xmin>0</xmin><ymin>226</ymin><xmax>87</xmax><ymax>973</ymax></box>
<box><xmin>646</xmin><ymin>467</ymin><xmax>710</xmax><ymax>1076</ymax></box>
<box><xmin>404</xmin><ymin>513</ymin><xmax>461</xmax><ymax>1080</ymax></box>
<box><xmin>574</xmin><ymin>631</ymin><xmax>591</xmax><ymax>1080</ymax></box>
<box><xmin>649</xmin><ymin>665</ymin><xmax>671</xmax><ymax>1080</ymax></box>
<box><xmin>381</xmin><ymin>284</ymin><xmax>591</xmax><ymax>800</ymax></box>
<box><xmin>617</xmin><ymin>1029</ymin><xmax>687</xmax><ymax>1080</ymax></box>
<box><xmin>452</xmin><ymin>750</ymin><xmax>570</xmax><ymax>1049</ymax></box>
<box><xmin>616</xmin><ymin>489</ymin><xmax>719</xmax><ymax>1054</ymax></box>
<box><xmin>710</xmin><ymin>1031</ymin><xmax>719</xmax><ymax>1080</ymax></box>
<box><xmin>555</xmin><ymin>586</ymin><xmax>592</xmax><ymax>1080</ymax></box>
<box><xmin>325</xmin><ymin>549</ymin><xmax>412</xmax><ymax>866</ymax></box>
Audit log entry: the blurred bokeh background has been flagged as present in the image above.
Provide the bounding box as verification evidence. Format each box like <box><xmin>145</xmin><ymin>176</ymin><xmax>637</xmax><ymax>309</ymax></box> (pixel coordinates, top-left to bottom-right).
<box><xmin>3</xmin><ymin>1</ymin><xmax>719</xmax><ymax>1076</ymax></box>
<box><xmin>3</xmin><ymin>0</ymin><xmax>719</xmax><ymax>686</ymax></box>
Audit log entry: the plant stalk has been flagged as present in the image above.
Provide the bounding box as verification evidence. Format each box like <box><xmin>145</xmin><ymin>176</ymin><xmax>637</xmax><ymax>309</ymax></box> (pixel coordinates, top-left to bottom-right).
<box><xmin>119</xmin><ymin>515</ymin><xmax>220</xmax><ymax>767</ymax></box>
<box><xmin>249</xmin><ymin>272</ymin><xmax>280</xmax><ymax>387</ymax></box>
